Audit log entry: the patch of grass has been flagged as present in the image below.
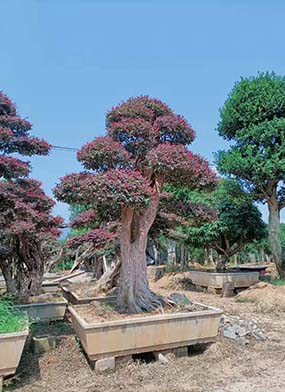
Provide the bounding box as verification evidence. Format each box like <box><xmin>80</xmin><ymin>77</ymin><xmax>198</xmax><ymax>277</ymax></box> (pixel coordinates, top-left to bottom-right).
<box><xmin>271</xmin><ymin>279</ymin><xmax>285</xmax><ymax>286</ymax></box>
<box><xmin>31</xmin><ymin>320</ymin><xmax>74</xmax><ymax>337</ymax></box>
<box><xmin>165</xmin><ymin>264</ymin><xmax>188</xmax><ymax>273</ymax></box>
<box><xmin>0</xmin><ymin>297</ymin><xmax>27</xmax><ymax>333</ymax></box>
<box><xmin>236</xmin><ymin>297</ymin><xmax>256</xmax><ymax>303</ymax></box>
<box><xmin>100</xmin><ymin>302</ymin><xmax>116</xmax><ymax>311</ymax></box>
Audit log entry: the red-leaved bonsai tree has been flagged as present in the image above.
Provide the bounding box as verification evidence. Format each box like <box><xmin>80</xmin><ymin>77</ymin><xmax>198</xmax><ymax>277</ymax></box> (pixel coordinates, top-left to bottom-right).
<box><xmin>55</xmin><ymin>96</ymin><xmax>218</xmax><ymax>312</ymax></box>
<box><xmin>0</xmin><ymin>91</ymin><xmax>62</xmax><ymax>296</ymax></box>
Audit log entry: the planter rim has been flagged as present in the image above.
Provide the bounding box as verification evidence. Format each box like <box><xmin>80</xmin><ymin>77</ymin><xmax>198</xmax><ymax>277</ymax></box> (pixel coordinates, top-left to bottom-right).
<box><xmin>68</xmin><ymin>301</ymin><xmax>223</xmax><ymax>330</ymax></box>
<box><xmin>190</xmin><ymin>270</ymin><xmax>259</xmax><ymax>277</ymax></box>
<box><xmin>62</xmin><ymin>285</ymin><xmax>116</xmax><ymax>303</ymax></box>
<box><xmin>15</xmin><ymin>298</ymin><xmax>67</xmax><ymax>308</ymax></box>
<box><xmin>42</xmin><ymin>282</ymin><xmax>60</xmax><ymax>286</ymax></box>
<box><xmin>239</xmin><ymin>265</ymin><xmax>268</xmax><ymax>269</ymax></box>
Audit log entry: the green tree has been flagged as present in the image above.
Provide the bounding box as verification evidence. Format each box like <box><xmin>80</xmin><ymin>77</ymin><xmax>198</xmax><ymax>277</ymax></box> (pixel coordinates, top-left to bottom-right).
<box><xmin>216</xmin><ymin>72</ymin><xmax>285</xmax><ymax>277</ymax></box>
<box><xmin>185</xmin><ymin>180</ymin><xmax>266</xmax><ymax>271</ymax></box>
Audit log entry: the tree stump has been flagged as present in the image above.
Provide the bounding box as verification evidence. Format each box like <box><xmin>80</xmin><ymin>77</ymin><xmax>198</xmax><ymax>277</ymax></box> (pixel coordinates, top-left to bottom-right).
<box><xmin>222</xmin><ymin>282</ymin><xmax>235</xmax><ymax>297</ymax></box>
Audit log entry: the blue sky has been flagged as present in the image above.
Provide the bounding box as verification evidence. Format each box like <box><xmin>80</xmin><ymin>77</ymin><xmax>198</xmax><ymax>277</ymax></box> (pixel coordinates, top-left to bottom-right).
<box><xmin>1</xmin><ymin>0</ymin><xmax>285</xmax><ymax>222</ymax></box>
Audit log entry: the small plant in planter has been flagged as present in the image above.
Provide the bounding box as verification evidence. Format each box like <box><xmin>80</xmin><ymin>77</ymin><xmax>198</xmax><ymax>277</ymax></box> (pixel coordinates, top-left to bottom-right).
<box><xmin>0</xmin><ymin>298</ymin><xmax>27</xmax><ymax>333</ymax></box>
<box><xmin>0</xmin><ymin>298</ymin><xmax>29</xmax><ymax>380</ymax></box>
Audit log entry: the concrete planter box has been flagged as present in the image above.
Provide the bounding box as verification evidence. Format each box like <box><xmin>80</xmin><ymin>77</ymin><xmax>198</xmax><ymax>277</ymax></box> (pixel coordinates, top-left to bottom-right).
<box><xmin>0</xmin><ymin>327</ymin><xmax>29</xmax><ymax>377</ymax></box>
<box><xmin>16</xmin><ymin>299</ymin><xmax>67</xmax><ymax>323</ymax></box>
<box><xmin>61</xmin><ymin>285</ymin><xmax>116</xmax><ymax>306</ymax></box>
<box><xmin>190</xmin><ymin>270</ymin><xmax>259</xmax><ymax>289</ymax></box>
<box><xmin>238</xmin><ymin>265</ymin><xmax>268</xmax><ymax>276</ymax></box>
<box><xmin>147</xmin><ymin>266</ymin><xmax>166</xmax><ymax>281</ymax></box>
<box><xmin>42</xmin><ymin>281</ymin><xmax>61</xmax><ymax>293</ymax></box>
<box><xmin>69</xmin><ymin>302</ymin><xmax>222</xmax><ymax>361</ymax></box>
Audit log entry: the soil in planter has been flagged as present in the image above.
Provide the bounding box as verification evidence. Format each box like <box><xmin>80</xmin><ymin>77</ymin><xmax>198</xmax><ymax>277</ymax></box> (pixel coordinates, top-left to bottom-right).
<box><xmin>72</xmin><ymin>284</ymin><xmax>118</xmax><ymax>299</ymax></box>
<box><xmin>8</xmin><ymin>292</ymin><xmax>65</xmax><ymax>305</ymax></box>
<box><xmin>77</xmin><ymin>298</ymin><xmax>206</xmax><ymax>324</ymax></box>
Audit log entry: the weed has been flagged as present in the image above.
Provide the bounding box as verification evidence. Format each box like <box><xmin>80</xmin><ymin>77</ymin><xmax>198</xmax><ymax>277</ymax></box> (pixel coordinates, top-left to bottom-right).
<box><xmin>0</xmin><ymin>297</ymin><xmax>27</xmax><ymax>333</ymax></box>
<box><xmin>236</xmin><ymin>297</ymin><xmax>255</xmax><ymax>303</ymax></box>
<box><xmin>271</xmin><ymin>279</ymin><xmax>285</xmax><ymax>287</ymax></box>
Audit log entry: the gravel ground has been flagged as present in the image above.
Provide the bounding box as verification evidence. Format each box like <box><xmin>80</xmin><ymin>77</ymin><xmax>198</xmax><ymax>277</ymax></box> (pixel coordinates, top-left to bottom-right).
<box><xmin>4</xmin><ymin>280</ymin><xmax>285</xmax><ymax>392</ymax></box>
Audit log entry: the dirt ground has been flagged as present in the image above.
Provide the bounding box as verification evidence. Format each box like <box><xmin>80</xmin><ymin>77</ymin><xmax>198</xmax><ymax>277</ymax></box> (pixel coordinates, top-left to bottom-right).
<box><xmin>4</xmin><ymin>274</ymin><xmax>285</xmax><ymax>392</ymax></box>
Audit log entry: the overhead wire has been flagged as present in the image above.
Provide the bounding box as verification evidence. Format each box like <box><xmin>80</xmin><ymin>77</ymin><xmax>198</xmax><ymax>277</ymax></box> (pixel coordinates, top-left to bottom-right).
<box><xmin>50</xmin><ymin>145</ymin><xmax>216</xmax><ymax>167</ymax></box>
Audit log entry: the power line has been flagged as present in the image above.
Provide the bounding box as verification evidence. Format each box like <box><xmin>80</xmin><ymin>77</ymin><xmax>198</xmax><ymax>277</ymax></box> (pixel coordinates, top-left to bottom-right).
<box><xmin>52</xmin><ymin>145</ymin><xmax>78</xmax><ymax>152</ymax></box>
<box><xmin>51</xmin><ymin>145</ymin><xmax>217</xmax><ymax>167</ymax></box>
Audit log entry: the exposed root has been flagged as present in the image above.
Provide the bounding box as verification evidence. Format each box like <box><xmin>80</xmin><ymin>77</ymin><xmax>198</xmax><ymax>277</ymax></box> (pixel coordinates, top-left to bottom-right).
<box><xmin>118</xmin><ymin>289</ymin><xmax>166</xmax><ymax>314</ymax></box>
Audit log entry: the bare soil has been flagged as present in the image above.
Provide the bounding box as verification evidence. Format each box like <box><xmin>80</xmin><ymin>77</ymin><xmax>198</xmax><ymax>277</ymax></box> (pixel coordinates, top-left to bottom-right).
<box><xmin>236</xmin><ymin>281</ymin><xmax>285</xmax><ymax>313</ymax></box>
<box><xmin>13</xmin><ymin>293</ymin><xmax>65</xmax><ymax>305</ymax></box>
<box><xmin>77</xmin><ymin>299</ymin><xmax>205</xmax><ymax>324</ymax></box>
<box><xmin>72</xmin><ymin>284</ymin><xmax>117</xmax><ymax>299</ymax></box>
<box><xmin>4</xmin><ymin>273</ymin><xmax>285</xmax><ymax>392</ymax></box>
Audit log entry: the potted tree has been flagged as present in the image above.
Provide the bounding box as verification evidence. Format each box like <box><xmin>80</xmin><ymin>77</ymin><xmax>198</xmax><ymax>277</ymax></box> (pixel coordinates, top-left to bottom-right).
<box><xmin>217</xmin><ymin>72</ymin><xmax>285</xmax><ymax>278</ymax></box>
<box><xmin>186</xmin><ymin>180</ymin><xmax>266</xmax><ymax>291</ymax></box>
<box><xmin>55</xmin><ymin>96</ymin><xmax>222</xmax><ymax>366</ymax></box>
<box><xmin>0</xmin><ymin>91</ymin><xmax>66</xmax><ymax>322</ymax></box>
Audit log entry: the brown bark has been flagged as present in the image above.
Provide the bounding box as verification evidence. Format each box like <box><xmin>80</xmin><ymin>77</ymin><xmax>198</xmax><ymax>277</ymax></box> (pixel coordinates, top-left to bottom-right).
<box><xmin>0</xmin><ymin>259</ymin><xmax>16</xmax><ymax>294</ymax></box>
<box><xmin>215</xmin><ymin>255</ymin><xmax>227</xmax><ymax>272</ymax></box>
<box><xmin>212</xmin><ymin>233</ymin><xmax>244</xmax><ymax>272</ymax></box>
<box><xmin>268</xmin><ymin>197</ymin><xmax>284</xmax><ymax>278</ymax></box>
<box><xmin>118</xmin><ymin>182</ymin><xmax>164</xmax><ymax>313</ymax></box>
<box><xmin>93</xmin><ymin>256</ymin><xmax>104</xmax><ymax>280</ymax></box>
<box><xmin>92</xmin><ymin>260</ymin><xmax>121</xmax><ymax>294</ymax></box>
<box><xmin>13</xmin><ymin>238</ymin><xmax>45</xmax><ymax>296</ymax></box>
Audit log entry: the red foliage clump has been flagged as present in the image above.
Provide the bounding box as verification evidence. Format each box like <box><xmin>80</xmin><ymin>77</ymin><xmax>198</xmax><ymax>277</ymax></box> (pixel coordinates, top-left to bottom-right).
<box><xmin>68</xmin><ymin>228</ymin><xmax>116</xmax><ymax>248</ymax></box>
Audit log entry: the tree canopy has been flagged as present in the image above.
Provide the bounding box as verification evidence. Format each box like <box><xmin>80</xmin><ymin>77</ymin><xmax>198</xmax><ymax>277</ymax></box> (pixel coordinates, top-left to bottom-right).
<box><xmin>216</xmin><ymin>72</ymin><xmax>285</xmax><ymax>277</ymax></box>
<box><xmin>0</xmin><ymin>91</ymin><xmax>62</xmax><ymax>295</ymax></box>
<box><xmin>183</xmin><ymin>180</ymin><xmax>266</xmax><ymax>271</ymax></box>
<box><xmin>55</xmin><ymin>96</ymin><xmax>218</xmax><ymax>312</ymax></box>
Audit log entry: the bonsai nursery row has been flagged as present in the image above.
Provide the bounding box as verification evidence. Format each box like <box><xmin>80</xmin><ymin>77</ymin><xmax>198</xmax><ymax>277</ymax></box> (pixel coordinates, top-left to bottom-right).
<box><xmin>1</xmin><ymin>73</ymin><xmax>285</xmax><ymax>384</ymax></box>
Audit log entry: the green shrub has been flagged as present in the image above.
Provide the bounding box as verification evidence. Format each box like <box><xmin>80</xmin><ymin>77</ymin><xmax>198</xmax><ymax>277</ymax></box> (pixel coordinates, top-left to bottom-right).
<box><xmin>0</xmin><ymin>297</ymin><xmax>27</xmax><ymax>333</ymax></box>
<box><xmin>271</xmin><ymin>279</ymin><xmax>285</xmax><ymax>287</ymax></box>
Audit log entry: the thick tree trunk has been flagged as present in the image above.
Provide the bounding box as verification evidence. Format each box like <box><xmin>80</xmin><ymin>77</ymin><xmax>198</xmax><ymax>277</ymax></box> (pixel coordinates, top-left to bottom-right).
<box><xmin>0</xmin><ymin>240</ymin><xmax>45</xmax><ymax>297</ymax></box>
<box><xmin>268</xmin><ymin>198</ymin><xmax>284</xmax><ymax>278</ymax></box>
<box><xmin>215</xmin><ymin>255</ymin><xmax>228</xmax><ymax>272</ymax></box>
<box><xmin>15</xmin><ymin>239</ymin><xmax>45</xmax><ymax>296</ymax></box>
<box><xmin>15</xmin><ymin>265</ymin><xmax>43</xmax><ymax>296</ymax></box>
<box><xmin>259</xmin><ymin>248</ymin><xmax>265</xmax><ymax>264</ymax></box>
<box><xmin>0</xmin><ymin>260</ymin><xmax>16</xmax><ymax>294</ymax></box>
<box><xmin>118</xmin><ymin>191</ymin><xmax>164</xmax><ymax>313</ymax></box>
<box><xmin>233</xmin><ymin>253</ymin><xmax>238</xmax><ymax>267</ymax></box>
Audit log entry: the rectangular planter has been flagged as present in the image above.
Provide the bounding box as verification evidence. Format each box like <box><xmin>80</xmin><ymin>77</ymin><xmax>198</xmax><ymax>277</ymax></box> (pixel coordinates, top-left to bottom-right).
<box><xmin>15</xmin><ymin>299</ymin><xmax>67</xmax><ymax>323</ymax></box>
<box><xmin>0</xmin><ymin>327</ymin><xmax>29</xmax><ymax>377</ymax></box>
<box><xmin>238</xmin><ymin>265</ymin><xmax>268</xmax><ymax>276</ymax></box>
<box><xmin>190</xmin><ymin>270</ymin><xmax>259</xmax><ymax>289</ymax></box>
<box><xmin>42</xmin><ymin>281</ymin><xmax>61</xmax><ymax>293</ymax></box>
<box><xmin>69</xmin><ymin>302</ymin><xmax>222</xmax><ymax>361</ymax></box>
<box><xmin>61</xmin><ymin>285</ymin><xmax>116</xmax><ymax>306</ymax></box>
<box><xmin>147</xmin><ymin>266</ymin><xmax>166</xmax><ymax>281</ymax></box>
